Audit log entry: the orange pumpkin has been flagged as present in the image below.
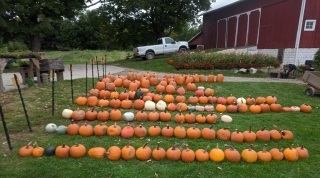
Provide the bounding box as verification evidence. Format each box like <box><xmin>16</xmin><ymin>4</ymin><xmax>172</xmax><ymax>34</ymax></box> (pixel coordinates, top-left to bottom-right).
<box><xmin>243</xmin><ymin>126</ymin><xmax>257</xmax><ymax>143</ymax></box>
<box><xmin>161</xmin><ymin>124</ymin><xmax>174</xmax><ymax>138</ymax></box>
<box><xmin>93</xmin><ymin>123</ymin><xmax>108</xmax><ymax>136</ymax></box>
<box><xmin>166</xmin><ymin>145</ymin><xmax>181</xmax><ymax>161</ymax></box>
<box><xmin>230</xmin><ymin>129</ymin><xmax>244</xmax><ymax>143</ymax></box>
<box><xmin>71</xmin><ymin>108</ymin><xmax>86</xmax><ymax>121</ymax></box>
<box><xmin>70</xmin><ymin>144</ymin><xmax>86</xmax><ymax>158</ymax></box>
<box><xmin>75</xmin><ymin>95</ymin><xmax>87</xmax><ymax>106</ymax></box>
<box><xmin>109</xmin><ymin>109</ymin><xmax>122</xmax><ymax>121</ymax></box>
<box><xmin>181</xmin><ymin>147</ymin><xmax>196</xmax><ymax>163</ymax></box>
<box><xmin>216</xmin><ymin>128</ymin><xmax>231</xmax><ymax>141</ymax></box>
<box><xmin>201</xmin><ymin>125</ymin><xmax>216</xmax><ymax>140</ymax></box>
<box><xmin>85</xmin><ymin>107</ymin><xmax>97</xmax><ymax>121</ymax></box>
<box><xmin>121</xmin><ymin>145</ymin><xmax>136</xmax><ymax>161</ymax></box>
<box><xmin>215</xmin><ymin>104</ymin><xmax>227</xmax><ymax>113</ymax></box>
<box><xmin>249</xmin><ymin>104</ymin><xmax>261</xmax><ymax>114</ymax></box>
<box><xmin>107</xmin><ymin>123</ymin><xmax>122</xmax><ymax>136</ymax></box>
<box><xmin>106</xmin><ymin>146</ymin><xmax>122</xmax><ymax>161</ymax></box>
<box><xmin>134</xmin><ymin>125</ymin><xmax>148</xmax><ymax>138</ymax></box>
<box><xmin>257</xmin><ymin>144</ymin><xmax>272</xmax><ymax>162</ymax></box>
<box><xmin>256</xmin><ymin>127</ymin><xmax>270</xmax><ymax>141</ymax></box>
<box><xmin>224</xmin><ymin>147</ymin><xmax>241</xmax><ymax>163</ymax></box>
<box><xmin>32</xmin><ymin>146</ymin><xmax>44</xmax><ymax>157</ymax></box>
<box><xmin>148</xmin><ymin>125</ymin><xmax>161</xmax><ymax>137</ymax></box>
<box><xmin>79</xmin><ymin>123</ymin><xmax>94</xmax><ymax>137</ymax></box>
<box><xmin>19</xmin><ymin>143</ymin><xmax>34</xmax><ymax>157</ymax></box>
<box><xmin>300</xmin><ymin>103</ymin><xmax>312</xmax><ymax>113</ymax></box>
<box><xmin>296</xmin><ymin>145</ymin><xmax>309</xmax><ymax>159</ymax></box>
<box><xmin>184</xmin><ymin>111</ymin><xmax>196</xmax><ymax>124</ymax></box>
<box><xmin>269</xmin><ymin>148</ymin><xmax>284</xmax><ymax>161</ymax></box>
<box><xmin>209</xmin><ymin>143</ymin><xmax>225</xmax><ymax>162</ymax></box>
<box><xmin>88</xmin><ymin>147</ymin><xmax>107</xmax><ymax>158</ymax></box>
<box><xmin>152</xmin><ymin>142</ymin><xmax>166</xmax><ymax>161</ymax></box>
<box><xmin>55</xmin><ymin>144</ymin><xmax>70</xmax><ymax>158</ymax></box>
<box><xmin>135</xmin><ymin>110</ymin><xmax>148</xmax><ymax>122</ymax></box>
<box><xmin>195</xmin><ymin>149</ymin><xmax>209</xmax><ymax>162</ymax></box>
<box><xmin>136</xmin><ymin>143</ymin><xmax>152</xmax><ymax>161</ymax></box>
<box><xmin>283</xmin><ymin>145</ymin><xmax>298</xmax><ymax>162</ymax></box>
<box><xmin>241</xmin><ymin>144</ymin><xmax>257</xmax><ymax>163</ymax></box>
<box><xmin>187</xmin><ymin>126</ymin><xmax>202</xmax><ymax>139</ymax></box>
<box><xmin>216</xmin><ymin>74</ymin><xmax>224</xmax><ymax>82</ymax></box>
<box><xmin>67</xmin><ymin>122</ymin><xmax>80</xmax><ymax>135</ymax></box>
<box><xmin>174</xmin><ymin>126</ymin><xmax>187</xmax><ymax>139</ymax></box>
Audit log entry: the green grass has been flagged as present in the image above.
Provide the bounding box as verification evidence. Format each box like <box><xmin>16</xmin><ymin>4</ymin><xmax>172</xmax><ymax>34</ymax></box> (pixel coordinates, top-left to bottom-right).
<box><xmin>45</xmin><ymin>50</ymin><xmax>131</xmax><ymax>64</ymax></box>
<box><xmin>0</xmin><ymin>75</ymin><xmax>319</xmax><ymax>177</ymax></box>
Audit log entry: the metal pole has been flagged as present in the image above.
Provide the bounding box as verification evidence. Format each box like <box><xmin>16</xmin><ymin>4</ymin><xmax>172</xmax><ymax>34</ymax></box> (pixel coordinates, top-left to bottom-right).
<box><xmin>0</xmin><ymin>105</ymin><xmax>13</xmax><ymax>150</ymax></box>
<box><xmin>91</xmin><ymin>59</ymin><xmax>94</xmax><ymax>89</ymax></box>
<box><xmin>70</xmin><ymin>64</ymin><xmax>74</xmax><ymax>103</ymax></box>
<box><xmin>85</xmin><ymin>62</ymin><xmax>88</xmax><ymax>97</ymax></box>
<box><xmin>14</xmin><ymin>74</ymin><xmax>32</xmax><ymax>132</ymax></box>
<box><xmin>51</xmin><ymin>69</ymin><xmax>55</xmax><ymax>116</ymax></box>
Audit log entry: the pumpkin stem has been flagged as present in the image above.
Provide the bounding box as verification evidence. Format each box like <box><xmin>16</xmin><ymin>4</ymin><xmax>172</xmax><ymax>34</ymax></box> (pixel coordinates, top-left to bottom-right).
<box><xmin>142</xmin><ymin>142</ymin><xmax>148</xmax><ymax>149</ymax></box>
<box><xmin>263</xmin><ymin>144</ymin><xmax>267</xmax><ymax>152</ymax></box>
<box><xmin>156</xmin><ymin>142</ymin><xmax>161</xmax><ymax>150</ymax></box>
<box><xmin>166</xmin><ymin>124</ymin><xmax>170</xmax><ymax>129</ymax></box>
<box><xmin>91</xmin><ymin>107</ymin><xmax>95</xmax><ymax>112</ymax></box>
<box><xmin>261</xmin><ymin>127</ymin><xmax>266</xmax><ymax>131</ymax></box>
<box><xmin>301</xmin><ymin>145</ymin><xmax>305</xmax><ymax>149</ymax></box>
<box><xmin>209</xmin><ymin>124</ymin><xmax>214</xmax><ymax>129</ymax></box>
<box><xmin>249</xmin><ymin>144</ymin><xmax>254</xmax><ymax>151</ymax></box>
<box><xmin>249</xmin><ymin>126</ymin><xmax>252</xmax><ymax>133</ymax></box>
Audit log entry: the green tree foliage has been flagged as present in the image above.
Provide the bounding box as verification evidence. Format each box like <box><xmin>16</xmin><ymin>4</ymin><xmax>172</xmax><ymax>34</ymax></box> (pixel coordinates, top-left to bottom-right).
<box><xmin>0</xmin><ymin>0</ymin><xmax>99</xmax><ymax>51</ymax></box>
<box><xmin>314</xmin><ymin>48</ymin><xmax>320</xmax><ymax>71</ymax></box>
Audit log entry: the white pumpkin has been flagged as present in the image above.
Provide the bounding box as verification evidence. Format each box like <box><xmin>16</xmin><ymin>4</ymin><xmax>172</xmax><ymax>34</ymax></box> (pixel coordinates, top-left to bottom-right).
<box><xmin>221</xmin><ymin>115</ymin><xmax>233</xmax><ymax>123</ymax></box>
<box><xmin>196</xmin><ymin>105</ymin><xmax>205</xmax><ymax>112</ymax></box>
<box><xmin>45</xmin><ymin>123</ymin><xmax>57</xmax><ymax>133</ymax></box>
<box><xmin>188</xmin><ymin>105</ymin><xmax>196</xmax><ymax>111</ymax></box>
<box><xmin>236</xmin><ymin>97</ymin><xmax>246</xmax><ymax>104</ymax></box>
<box><xmin>205</xmin><ymin>105</ymin><xmax>214</xmax><ymax>112</ymax></box>
<box><xmin>144</xmin><ymin>100</ymin><xmax>156</xmax><ymax>111</ymax></box>
<box><xmin>62</xmin><ymin>109</ymin><xmax>73</xmax><ymax>119</ymax></box>
<box><xmin>156</xmin><ymin>100</ymin><xmax>167</xmax><ymax>111</ymax></box>
<box><xmin>197</xmin><ymin>86</ymin><xmax>205</xmax><ymax>90</ymax></box>
<box><xmin>55</xmin><ymin>125</ymin><xmax>67</xmax><ymax>134</ymax></box>
<box><xmin>123</xmin><ymin>112</ymin><xmax>135</xmax><ymax>122</ymax></box>
<box><xmin>291</xmin><ymin>106</ymin><xmax>301</xmax><ymax>112</ymax></box>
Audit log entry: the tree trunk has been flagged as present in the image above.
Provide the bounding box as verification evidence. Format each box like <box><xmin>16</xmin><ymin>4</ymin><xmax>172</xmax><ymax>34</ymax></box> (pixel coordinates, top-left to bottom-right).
<box><xmin>32</xmin><ymin>35</ymin><xmax>41</xmax><ymax>52</ymax></box>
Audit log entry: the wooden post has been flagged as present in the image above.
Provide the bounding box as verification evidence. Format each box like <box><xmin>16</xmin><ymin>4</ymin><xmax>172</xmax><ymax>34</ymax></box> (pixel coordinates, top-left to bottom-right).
<box><xmin>0</xmin><ymin>65</ymin><xmax>4</xmax><ymax>93</ymax></box>
<box><xmin>51</xmin><ymin>69</ymin><xmax>55</xmax><ymax>116</ymax></box>
<box><xmin>85</xmin><ymin>62</ymin><xmax>88</xmax><ymax>97</ymax></box>
<box><xmin>91</xmin><ymin>59</ymin><xmax>94</xmax><ymax>89</ymax></box>
<box><xmin>70</xmin><ymin>64</ymin><xmax>74</xmax><ymax>103</ymax></box>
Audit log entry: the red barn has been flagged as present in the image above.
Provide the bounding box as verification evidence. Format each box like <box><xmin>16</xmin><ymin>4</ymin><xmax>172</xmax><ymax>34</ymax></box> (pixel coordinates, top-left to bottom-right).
<box><xmin>189</xmin><ymin>0</ymin><xmax>320</xmax><ymax>65</ymax></box>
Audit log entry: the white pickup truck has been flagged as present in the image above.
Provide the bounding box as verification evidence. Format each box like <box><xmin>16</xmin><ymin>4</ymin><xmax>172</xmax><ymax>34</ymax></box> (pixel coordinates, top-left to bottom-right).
<box><xmin>133</xmin><ymin>37</ymin><xmax>189</xmax><ymax>60</ymax></box>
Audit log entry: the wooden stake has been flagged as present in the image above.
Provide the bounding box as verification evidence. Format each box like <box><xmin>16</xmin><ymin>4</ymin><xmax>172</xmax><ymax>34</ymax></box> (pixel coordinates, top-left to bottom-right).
<box><xmin>14</xmin><ymin>74</ymin><xmax>32</xmax><ymax>132</ymax></box>
<box><xmin>102</xmin><ymin>58</ymin><xmax>105</xmax><ymax>77</ymax></box>
<box><xmin>104</xmin><ymin>55</ymin><xmax>107</xmax><ymax>77</ymax></box>
<box><xmin>96</xmin><ymin>57</ymin><xmax>100</xmax><ymax>79</ymax></box>
<box><xmin>91</xmin><ymin>59</ymin><xmax>94</xmax><ymax>89</ymax></box>
<box><xmin>0</xmin><ymin>105</ymin><xmax>13</xmax><ymax>150</ymax></box>
<box><xmin>85</xmin><ymin>62</ymin><xmax>88</xmax><ymax>97</ymax></box>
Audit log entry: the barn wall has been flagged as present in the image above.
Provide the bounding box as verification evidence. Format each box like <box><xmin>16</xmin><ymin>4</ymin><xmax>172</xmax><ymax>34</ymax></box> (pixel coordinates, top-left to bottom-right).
<box><xmin>300</xmin><ymin>0</ymin><xmax>320</xmax><ymax>47</ymax></box>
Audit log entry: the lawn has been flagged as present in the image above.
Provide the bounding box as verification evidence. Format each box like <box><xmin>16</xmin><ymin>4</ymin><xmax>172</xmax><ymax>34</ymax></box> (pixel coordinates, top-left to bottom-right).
<box><xmin>0</xmin><ymin>51</ymin><xmax>319</xmax><ymax>178</ymax></box>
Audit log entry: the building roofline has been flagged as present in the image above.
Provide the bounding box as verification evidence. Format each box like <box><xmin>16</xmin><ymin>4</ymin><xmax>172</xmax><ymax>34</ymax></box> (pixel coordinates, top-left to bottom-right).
<box><xmin>200</xmin><ymin>0</ymin><xmax>245</xmax><ymax>16</ymax></box>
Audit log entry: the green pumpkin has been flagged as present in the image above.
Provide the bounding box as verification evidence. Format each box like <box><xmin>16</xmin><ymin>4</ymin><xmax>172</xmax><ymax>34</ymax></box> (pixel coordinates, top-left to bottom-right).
<box><xmin>55</xmin><ymin>125</ymin><xmax>67</xmax><ymax>134</ymax></box>
<box><xmin>44</xmin><ymin>145</ymin><xmax>56</xmax><ymax>156</ymax></box>
<box><xmin>134</xmin><ymin>88</ymin><xmax>144</xmax><ymax>100</ymax></box>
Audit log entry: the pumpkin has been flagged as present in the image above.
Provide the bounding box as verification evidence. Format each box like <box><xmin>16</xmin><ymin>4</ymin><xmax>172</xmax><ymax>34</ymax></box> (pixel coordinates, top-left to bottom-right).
<box><xmin>71</xmin><ymin>108</ymin><xmax>86</xmax><ymax>121</ymax></box>
<box><xmin>243</xmin><ymin>126</ymin><xmax>257</xmax><ymax>143</ymax></box>
<box><xmin>98</xmin><ymin>98</ymin><xmax>109</xmax><ymax>107</ymax></box>
<box><xmin>216</xmin><ymin>128</ymin><xmax>231</xmax><ymax>141</ymax></box>
<box><xmin>85</xmin><ymin>107</ymin><xmax>97</xmax><ymax>121</ymax></box>
<box><xmin>269</xmin><ymin>148</ymin><xmax>284</xmax><ymax>161</ymax></box>
<box><xmin>270</xmin><ymin>102</ymin><xmax>282</xmax><ymax>112</ymax></box>
<box><xmin>79</xmin><ymin>123</ymin><xmax>94</xmax><ymax>137</ymax></box>
<box><xmin>167</xmin><ymin>102</ymin><xmax>177</xmax><ymax>112</ymax></box>
<box><xmin>19</xmin><ymin>142</ymin><xmax>34</xmax><ymax>157</ymax></box>
<box><xmin>282</xmin><ymin>107</ymin><xmax>293</xmax><ymax>112</ymax></box>
<box><xmin>32</xmin><ymin>145</ymin><xmax>44</xmax><ymax>157</ymax></box>
<box><xmin>107</xmin><ymin>123</ymin><xmax>122</xmax><ymax>136</ymax></box>
<box><xmin>281</xmin><ymin>130</ymin><xmax>293</xmax><ymax>140</ymax></box>
<box><xmin>257</xmin><ymin>144</ymin><xmax>272</xmax><ymax>162</ymax></box>
<box><xmin>55</xmin><ymin>144</ymin><xmax>70</xmax><ymax>158</ymax></box>
<box><xmin>224</xmin><ymin>147</ymin><xmax>241</xmax><ymax>163</ymax></box>
<box><xmin>144</xmin><ymin>100</ymin><xmax>156</xmax><ymax>111</ymax></box>
<box><xmin>176</xmin><ymin>86</ymin><xmax>186</xmax><ymax>95</ymax></box>
<box><xmin>241</xmin><ymin>144</ymin><xmax>258</xmax><ymax>163</ymax></box>
<box><xmin>133</xmin><ymin>98</ymin><xmax>145</xmax><ymax>110</ymax></box>
<box><xmin>99</xmin><ymin>90</ymin><xmax>111</xmax><ymax>99</ymax></box>
<box><xmin>165</xmin><ymin>84</ymin><xmax>176</xmax><ymax>94</ymax></box>
<box><xmin>187</xmin><ymin>104</ymin><xmax>196</xmax><ymax>111</ymax></box>
<box><xmin>266</xmin><ymin>94</ymin><xmax>277</xmax><ymax>105</ymax></box>
<box><xmin>215</xmin><ymin>104</ymin><xmax>227</xmax><ymax>113</ymax></box>
<box><xmin>208</xmin><ymin>96</ymin><xmax>217</xmax><ymax>104</ymax></box>
<box><xmin>201</xmin><ymin>125</ymin><xmax>216</xmax><ymax>140</ymax></box>
<box><xmin>256</xmin><ymin>127</ymin><xmax>271</xmax><ymax>141</ymax></box>
<box><xmin>123</xmin><ymin>112</ymin><xmax>135</xmax><ymax>122</ymax></box>
<box><xmin>246</xmin><ymin>96</ymin><xmax>256</xmax><ymax>105</ymax></box>
<box><xmin>174</xmin><ymin>125</ymin><xmax>187</xmax><ymax>139</ymax></box>
<box><xmin>269</xmin><ymin>129</ymin><xmax>282</xmax><ymax>140</ymax></box>
<box><xmin>110</xmin><ymin>109</ymin><xmax>122</xmax><ymax>121</ymax></box>
<box><xmin>181</xmin><ymin>147</ymin><xmax>196</xmax><ymax>163</ymax></box>
<box><xmin>166</xmin><ymin>144</ymin><xmax>181</xmax><ymax>161</ymax></box>
<box><xmin>204</xmin><ymin>87</ymin><xmax>215</xmax><ymax>97</ymax></box>
<box><xmin>70</xmin><ymin>144</ymin><xmax>86</xmax><ymax>158</ymax></box>
<box><xmin>221</xmin><ymin>114</ymin><xmax>232</xmax><ymax>123</ymax></box>
<box><xmin>151</xmin><ymin>142</ymin><xmax>166</xmax><ymax>161</ymax></box>
<box><xmin>134</xmin><ymin>125</ymin><xmax>148</xmax><ymax>138</ymax></box>
<box><xmin>283</xmin><ymin>145</ymin><xmax>298</xmax><ymax>161</ymax></box>
<box><xmin>195</xmin><ymin>88</ymin><xmax>204</xmax><ymax>97</ymax></box>
<box><xmin>148</xmin><ymin>124</ymin><xmax>161</xmax><ymax>137</ymax></box>
<box><xmin>300</xmin><ymin>103</ymin><xmax>312</xmax><ymax>113</ymax></box>
<box><xmin>121</xmin><ymin>123</ymin><xmax>135</xmax><ymax>138</ymax></box>
<box><xmin>260</xmin><ymin>102</ymin><xmax>270</xmax><ymax>113</ymax></box>
<box><xmin>186</xmin><ymin>82</ymin><xmax>196</xmax><ymax>91</ymax></box>
<box><xmin>161</xmin><ymin>124</ymin><xmax>174</xmax><ymax>138</ymax></box>
<box><xmin>121</xmin><ymin>145</ymin><xmax>136</xmax><ymax>160</ymax></box>
<box><xmin>226</xmin><ymin>94</ymin><xmax>237</xmax><ymax>105</ymax></box>
<box><xmin>109</xmin><ymin>98</ymin><xmax>121</xmax><ymax>109</ymax></box>
<box><xmin>44</xmin><ymin>145</ymin><xmax>56</xmax><ymax>156</ymax></box>
<box><xmin>75</xmin><ymin>95</ymin><xmax>87</xmax><ymax>106</ymax></box>
<box><xmin>62</xmin><ymin>109</ymin><xmax>73</xmax><ymax>119</ymax></box>
<box><xmin>96</xmin><ymin>109</ymin><xmax>109</xmax><ymax>121</ymax></box>
<box><xmin>106</xmin><ymin>146</ymin><xmax>122</xmax><ymax>161</ymax></box>
<box><xmin>184</xmin><ymin>111</ymin><xmax>196</xmax><ymax>124</ymax></box>
<box><xmin>207</xmin><ymin>74</ymin><xmax>215</xmax><ymax>83</ymax></box>
<box><xmin>156</xmin><ymin>100</ymin><xmax>167</xmax><ymax>111</ymax></box>
<box><xmin>121</xmin><ymin>98</ymin><xmax>133</xmax><ymax>109</ymax></box>
<box><xmin>136</xmin><ymin>143</ymin><xmax>152</xmax><ymax>161</ymax></box>
<box><xmin>209</xmin><ymin>143</ymin><xmax>225</xmax><ymax>162</ymax></box>
<box><xmin>237</xmin><ymin>102</ymin><xmax>248</xmax><ymax>113</ymax></box>
<box><xmin>195</xmin><ymin>149</ymin><xmax>209</xmax><ymax>162</ymax></box>
<box><xmin>249</xmin><ymin>104</ymin><xmax>261</xmax><ymax>114</ymax></box>
<box><xmin>154</xmin><ymin>94</ymin><xmax>164</xmax><ymax>103</ymax></box>
<box><xmin>156</xmin><ymin>84</ymin><xmax>165</xmax><ymax>93</ymax></box>
<box><xmin>204</xmin><ymin>104</ymin><xmax>214</xmax><ymax>111</ymax></box>
<box><xmin>135</xmin><ymin>110</ymin><xmax>148</xmax><ymax>122</ymax></box>
<box><xmin>55</xmin><ymin>125</ymin><xmax>67</xmax><ymax>134</ymax></box>
<box><xmin>227</xmin><ymin>103</ymin><xmax>238</xmax><ymax>113</ymax></box>
<box><xmin>174</xmin><ymin>112</ymin><xmax>185</xmax><ymax>123</ymax></box>
<box><xmin>296</xmin><ymin>145</ymin><xmax>309</xmax><ymax>159</ymax></box>
<box><xmin>159</xmin><ymin>110</ymin><xmax>172</xmax><ymax>122</ymax></box>
<box><xmin>148</xmin><ymin>110</ymin><xmax>160</xmax><ymax>122</ymax></box>
<box><xmin>87</xmin><ymin>95</ymin><xmax>99</xmax><ymax>107</ymax></box>
<box><xmin>195</xmin><ymin>113</ymin><xmax>206</xmax><ymax>124</ymax></box>
<box><xmin>195</xmin><ymin>105</ymin><xmax>205</xmax><ymax>112</ymax></box>
<box><xmin>216</xmin><ymin>97</ymin><xmax>227</xmax><ymax>105</ymax></box>
<box><xmin>45</xmin><ymin>123</ymin><xmax>57</xmax><ymax>133</ymax></box>
<box><xmin>216</xmin><ymin>74</ymin><xmax>224</xmax><ymax>82</ymax></box>
<box><xmin>88</xmin><ymin>147</ymin><xmax>107</xmax><ymax>158</ymax></box>
<box><xmin>93</xmin><ymin>123</ymin><xmax>107</xmax><ymax>136</ymax></box>
<box><xmin>255</xmin><ymin>96</ymin><xmax>266</xmax><ymax>105</ymax></box>
<box><xmin>230</xmin><ymin>129</ymin><xmax>244</xmax><ymax>143</ymax></box>
<box><xmin>291</xmin><ymin>106</ymin><xmax>301</xmax><ymax>112</ymax></box>
<box><xmin>204</xmin><ymin>113</ymin><xmax>217</xmax><ymax>124</ymax></box>
<box><xmin>188</xmin><ymin>95</ymin><xmax>199</xmax><ymax>104</ymax></box>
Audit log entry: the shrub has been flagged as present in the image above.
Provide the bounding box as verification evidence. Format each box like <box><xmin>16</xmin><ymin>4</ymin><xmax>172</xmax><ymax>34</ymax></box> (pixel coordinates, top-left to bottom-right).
<box><xmin>169</xmin><ymin>51</ymin><xmax>280</xmax><ymax>70</ymax></box>
<box><xmin>314</xmin><ymin>48</ymin><xmax>320</xmax><ymax>71</ymax></box>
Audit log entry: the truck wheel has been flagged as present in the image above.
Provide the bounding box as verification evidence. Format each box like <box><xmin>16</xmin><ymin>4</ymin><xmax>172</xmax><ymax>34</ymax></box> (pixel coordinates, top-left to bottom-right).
<box><xmin>305</xmin><ymin>87</ymin><xmax>315</xmax><ymax>96</ymax></box>
<box><xmin>179</xmin><ymin>47</ymin><xmax>187</xmax><ymax>53</ymax></box>
<box><xmin>145</xmin><ymin>51</ymin><xmax>155</xmax><ymax>60</ymax></box>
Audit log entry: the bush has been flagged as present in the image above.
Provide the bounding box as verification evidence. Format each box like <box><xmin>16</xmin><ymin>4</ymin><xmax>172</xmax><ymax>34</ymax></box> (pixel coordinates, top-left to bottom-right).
<box><xmin>169</xmin><ymin>51</ymin><xmax>280</xmax><ymax>70</ymax></box>
<box><xmin>314</xmin><ymin>48</ymin><xmax>320</xmax><ymax>71</ymax></box>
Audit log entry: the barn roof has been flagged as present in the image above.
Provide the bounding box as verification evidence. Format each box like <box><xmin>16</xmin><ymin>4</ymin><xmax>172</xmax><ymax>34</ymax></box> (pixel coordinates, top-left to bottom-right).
<box><xmin>201</xmin><ymin>0</ymin><xmax>243</xmax><ymax>15</ymax></box>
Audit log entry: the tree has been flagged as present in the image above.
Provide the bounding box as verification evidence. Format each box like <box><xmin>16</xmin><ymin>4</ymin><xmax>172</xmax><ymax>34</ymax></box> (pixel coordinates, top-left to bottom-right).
<box><xmin>0</xmin><ymin>0</ymin><xmax>104</xmax><ymax>51</ymax></box>
<box><xmin>99</xmin><ymin>0</ymin><xmax>212</xmax><ymax>45</ymax></box>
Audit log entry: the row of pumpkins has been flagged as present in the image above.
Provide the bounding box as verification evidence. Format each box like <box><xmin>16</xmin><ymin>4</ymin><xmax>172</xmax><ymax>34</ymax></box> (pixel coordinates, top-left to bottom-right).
<box><xmin>19</xmin><ymin>142</ymin><xmax>308</xmax><ymax>163</ymax></box>
<box><xmin>74</xmin><ymin>87</ymin><xmax>313</xmax><ymax>114</ymax></box>
<box><xmin>46</xmin><ymin>122</ymin><xmax>293</xmax><ymax>142</ymax></box>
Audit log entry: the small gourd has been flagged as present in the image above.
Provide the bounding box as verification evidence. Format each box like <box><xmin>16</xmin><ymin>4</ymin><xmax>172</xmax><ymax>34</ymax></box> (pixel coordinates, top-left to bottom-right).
<box><xmin>62</xmin><ymin>109</ymin><xmax>73</xmax><ymax>119</ymax></box>
<box><xmin>144</xmin><ymin>100</ymin><xmax>156</xmax><ymax>111</ymax></box>
<box><xmin>221</xmin><ymin>115</ymin><xmax>232</xmax><ymax>123</ymax></box>
<box><xmin>55</xmin><ymin>125</ymin><xmax>67</xmax><ymax>134</ymax></box>
<box><xmin>156</xmin><ymin>100</ymin><xmax>167</xmax><ymax>111</ymax></box>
